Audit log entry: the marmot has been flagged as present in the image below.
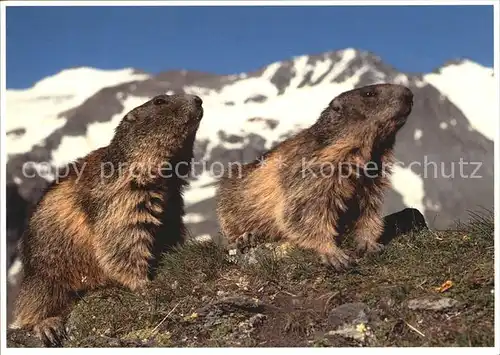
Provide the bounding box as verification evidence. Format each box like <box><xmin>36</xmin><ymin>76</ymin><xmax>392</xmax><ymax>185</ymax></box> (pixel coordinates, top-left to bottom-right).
<box><xmin>10</xmin><ymin>93</ymin><xmax>204</xmax><ymax>347</ymax></box>
<box><xmin>216</xmin><ymin>84</ymin><xmax>413</xmax><ymax>269</ymax></box>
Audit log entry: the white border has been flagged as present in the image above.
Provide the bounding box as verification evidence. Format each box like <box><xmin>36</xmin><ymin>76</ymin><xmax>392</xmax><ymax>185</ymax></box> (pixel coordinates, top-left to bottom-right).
<box><xmin>0</xmin><ymin>0</ymin><xmax>498</xmax><ymax>6</ymax></box>
<box><xmin>493</xmin><ymin>0</ymin><xmax>499</xmax><ymax>352</ymax></box>
<box><xmin>1</xmin><ymin>1</ymin><xmax>498</xmax><ymax>354</ymax></box>
<box><xmin>1</xmin><ymin>1</ymin><xmax>7</xmax><ymax>352</ymax></box>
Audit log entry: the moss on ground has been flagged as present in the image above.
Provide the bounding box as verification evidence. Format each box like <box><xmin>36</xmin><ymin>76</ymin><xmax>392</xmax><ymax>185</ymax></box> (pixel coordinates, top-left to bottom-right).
<box><xmin>7</xmin><ymin>210</ymin><xmax>495</xmax><ymax>348</ymax></box>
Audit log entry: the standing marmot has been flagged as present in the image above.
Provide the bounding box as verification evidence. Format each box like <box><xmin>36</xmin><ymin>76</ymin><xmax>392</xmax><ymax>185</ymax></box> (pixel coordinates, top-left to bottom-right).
<box><xmin>216</xmin><ymin>84</ymin><xmax>413</xmax><ymax>269</ymax></box>
<box><xmin>10</xmin><ymin>93</ymin><xmax>204</xmax><ymax>347</ymax></box>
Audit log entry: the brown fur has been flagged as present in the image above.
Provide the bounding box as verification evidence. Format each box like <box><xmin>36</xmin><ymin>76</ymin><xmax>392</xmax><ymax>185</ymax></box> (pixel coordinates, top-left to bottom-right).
<box><xmin>216</xmin><ymin>84</ymin><xmax>413</xmax><ymax>269</ymax></box>
<box><xmin>11</xmin><ymin>94</ymin><xmax>204</xmax><ymax>347</ymax></box>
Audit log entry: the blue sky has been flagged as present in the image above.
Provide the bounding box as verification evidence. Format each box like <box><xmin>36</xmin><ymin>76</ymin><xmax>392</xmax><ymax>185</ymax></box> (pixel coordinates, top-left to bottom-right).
<box><xmin>6</xmin><ymin>5</ymin><xmax>494</xmax><ymax>89</ymax></box>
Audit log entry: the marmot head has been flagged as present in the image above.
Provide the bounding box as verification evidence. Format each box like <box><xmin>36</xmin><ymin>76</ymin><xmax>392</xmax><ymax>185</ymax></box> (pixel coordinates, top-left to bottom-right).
<box><xmin>110</xmin><ymin>93</ymin><xmax>204</xmax><ymax>164</ymax></box>
<box><xmin>314</xmin><ymin>84</ymin><xmax>413</xmax><ymax>144</ymax></box>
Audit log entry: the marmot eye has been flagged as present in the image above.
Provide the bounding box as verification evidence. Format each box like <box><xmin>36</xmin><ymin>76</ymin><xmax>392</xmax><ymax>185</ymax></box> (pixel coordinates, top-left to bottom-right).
<box><xmin>153</xmin><ymin>97</ymin><xmax>167</xmax><ymax>105</ymax></box>
<box><xmin>363</xmin><ymin>91</ymin><xmax>376</xmax><ymax>98</ymax></box>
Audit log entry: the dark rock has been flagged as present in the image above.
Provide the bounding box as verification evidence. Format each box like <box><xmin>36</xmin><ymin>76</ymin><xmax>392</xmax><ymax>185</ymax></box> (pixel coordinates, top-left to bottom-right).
<box><xmin>270</xmin><ymin>60</ymin><xmax>295</xmax><ymax>95</ymax></box>
<box><xmin>244</xmin><ymin>94</ymin><xmax>267</xmax><ymax>103</ymax></box>
<box><xmin>380</xmin><ymin>208</ymin><xmax>428</xmax><ymax>245</ymax></box>
<box><xmin>407</xmin><ymin>297</ymin><xmax>460</xmax><ymax>311</ymax></box>
<box><xmin>217</xmin><ymin>131</ymin><xmax>244</xmax><ymax>144</ymax></box>
<box><xmin>247</xmin><ymin>117</ymin><xmax>279</xmax><ymax>130</ymax></box>
<box><xmin>7</xmin><ymin>128</ymin><xmax>26</xmax><ymax>137</ymax></box>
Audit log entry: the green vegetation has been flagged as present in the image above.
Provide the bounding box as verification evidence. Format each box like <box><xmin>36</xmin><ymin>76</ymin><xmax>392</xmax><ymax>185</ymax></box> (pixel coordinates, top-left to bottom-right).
<box><xmin>7</xmin><ymin>211</ymin><xmax>495</xmax><ymax>347</ymax></box>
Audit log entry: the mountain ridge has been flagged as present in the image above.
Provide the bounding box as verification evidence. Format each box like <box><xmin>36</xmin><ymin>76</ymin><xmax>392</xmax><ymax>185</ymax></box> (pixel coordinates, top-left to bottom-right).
<box><xmin>9</xmin><ymin>47</ymin><xmax>491</xmax><ymax>92</ymax></box>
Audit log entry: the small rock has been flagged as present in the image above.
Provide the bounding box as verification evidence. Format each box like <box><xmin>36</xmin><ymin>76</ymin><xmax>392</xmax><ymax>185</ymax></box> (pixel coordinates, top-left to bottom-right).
<box><xmin>326</xmin><ymin>303</ymin><xmax>373</xmax><ymax>343</ymax></box>
<box><xmin>239</xmin><ymin>248</ymin><xmax>260</xmax><ymax>265</ymax></box>
<box><xmin>328</xmin><ymin>327</ymin><xmax>366</xmax><ymax>342</ymax></box>
<box><xmin>238</xmin><ymin>313</ymin><xmax>267</xmax><ymax>335</ymax></box>
<box><xmin>407</xmin><ymin>297</ymin><xmax>459</xmax><ymax>311</ymax></box>
<box><xmin>248</xmin><ymin>313</ymin><xmax>267</xmax><ymax>328</ymax></box>
<box><xmin>328</xmin><ymin>302</ymin><xmax>370</xmax><ymax>328</ymax></box>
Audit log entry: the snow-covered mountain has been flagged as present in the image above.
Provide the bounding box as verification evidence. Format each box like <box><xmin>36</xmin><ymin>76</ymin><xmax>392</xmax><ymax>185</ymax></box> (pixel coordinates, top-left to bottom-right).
<box><xmin>5</xmin><ymin>48</ymin><xmax>496</xmax><ymax>272</ymax></box>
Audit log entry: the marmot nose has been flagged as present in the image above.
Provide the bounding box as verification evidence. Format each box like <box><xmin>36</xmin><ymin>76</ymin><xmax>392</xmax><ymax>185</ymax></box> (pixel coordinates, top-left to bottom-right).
<box><xmin>192</xmin><ymin>95</ymin><xmax>203</xmax><ymax>107</ymax></box>
<box><xmin>403</xmin><ymin>86</ymin><xmax>413</xmax><ymax>98</ymax></box>
<box><xmin>400</xmin><ymin>86</ymin><xmax>413</xmax><ymax>106</ymax></box>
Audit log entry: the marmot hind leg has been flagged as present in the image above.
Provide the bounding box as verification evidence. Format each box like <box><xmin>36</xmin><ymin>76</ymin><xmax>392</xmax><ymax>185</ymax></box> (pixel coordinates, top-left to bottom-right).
<box><xmin>282</xmin><ymin>201</ymin><xmax>355</xmax><ymax>272</ymax></box>
<box><xmin>11</xmin><ymin>274</ymin><xmax>71</xmax><ymax>347</ymax></box>
<box><xmin>352</xmin><ymin>208</ymin><xmax>386</xmax><ymax>255</ymax></box>
<box><xmin>299</xmin><ymin>232</ymin><xmax>355</xmax><ymax>271</ymax></box>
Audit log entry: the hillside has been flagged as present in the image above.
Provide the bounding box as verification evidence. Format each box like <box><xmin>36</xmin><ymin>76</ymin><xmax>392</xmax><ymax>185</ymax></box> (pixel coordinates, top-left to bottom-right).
<box><xmin>7</xmin><ymin>210</ymin><xmax>494</xmax><ymax>347</ymax></box>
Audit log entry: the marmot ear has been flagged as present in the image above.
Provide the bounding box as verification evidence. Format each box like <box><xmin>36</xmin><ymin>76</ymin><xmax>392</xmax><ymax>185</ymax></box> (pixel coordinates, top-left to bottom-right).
<box><xmin>124</xmin><ymin>112</ymin><xmax>137</xmax><ymax>122</ymax></box>
<box><xmin>330</xmin><ymin>101</ymin><xmax>343</xmax><ymax>115</ymax></box>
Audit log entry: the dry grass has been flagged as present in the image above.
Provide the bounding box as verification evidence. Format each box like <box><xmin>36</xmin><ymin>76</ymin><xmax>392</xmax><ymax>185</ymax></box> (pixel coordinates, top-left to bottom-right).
<box><xmin>7</xmin><ymin>210</ymin><xmax>495</xmax><ymax>348</ymax></box>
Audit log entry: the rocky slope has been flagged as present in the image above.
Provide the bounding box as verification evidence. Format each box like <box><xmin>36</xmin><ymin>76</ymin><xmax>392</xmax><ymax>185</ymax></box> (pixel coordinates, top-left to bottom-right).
<box><xmin>5</xmin><ymin>48</ymin><xmax>495</xmax><ymax>323</ymax></box>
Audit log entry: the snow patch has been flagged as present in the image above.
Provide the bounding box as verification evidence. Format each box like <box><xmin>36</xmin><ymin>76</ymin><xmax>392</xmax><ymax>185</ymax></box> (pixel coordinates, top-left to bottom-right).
<box><xmin>324</xmin><ymin>49</ymin><xmax>357</xmax><ymax>82</ymax></box>
<box><xmin>29</xmin><ymin>67</ymin><xmax>149</xmax><ymax>97</ymax></box>
<box><xmin>184</xmin><ymin>213</ymin><xmax>206</xmax><ymax>224</ymax></box>
<box><xmin>425</xmin><ymin>199</ymin><xmax>442</xmax><ymax>212</ymax></box>
<box><xmin>424</xmin><ymin>60</ymin><xmax>495</xmax><ymax>140</ymax></box>
<box><xmin>184</xmin><ymin>172</ymin><xmax>218</xmax><ymax>206</ymax></box>
<box><xmin>7</xmin><ymin>67</ymin><xmax>149</xmax><ymax>155</ymax></box>
<box><xmin>51</xmin><ymin>136</ymin><xmax>89</xmax><ymax>167</ymax></box>
<box><xmin>390</xmin><ymin>164</ymin><xmax>425</xmax><ymax>213</ymax></box>
<box><xmin>8</xmin><ymin>258</ymin><xmax>23</xmax><ymax>285</ymax></box>
<box><xmin>414</xmin><ymin>78</ymin><xmax>426</xmax><ymax>88</ymax></box>
<box><xmin>393</xmin><ymin>74</ymin><xmax>409</xmax><ymax>85</ymax></box>
<box><xmin>309</xmin><ymin>56</ymin><xmax>332</xmax><ymax>83</ymax></box>
<box><xmin>194</xmin><ymin>64</ymin><xmax>367</xmax><ymax>153</ymax></box>
<box><xmin>193</xmin><ymin>234</ymin><xmax>213</xmax><ymax>243</ymax></box>
<box><xmin>414</xmin><ymin>129</ymin><xmax>423</xmax><ymax>141</ymax></box>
